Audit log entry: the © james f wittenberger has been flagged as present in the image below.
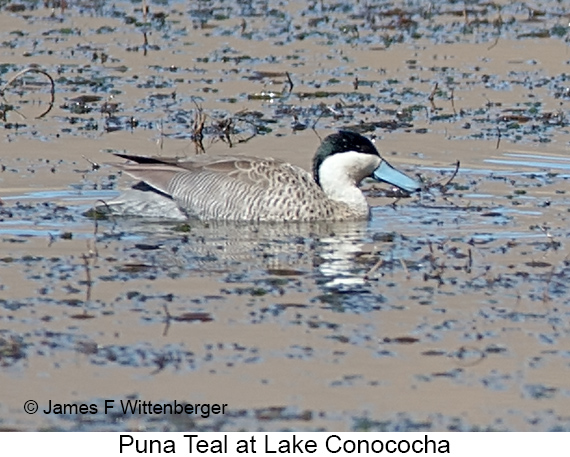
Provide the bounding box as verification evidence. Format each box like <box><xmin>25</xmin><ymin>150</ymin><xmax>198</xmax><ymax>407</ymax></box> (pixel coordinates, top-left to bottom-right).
<box><xmin>40</xmin><ymin>399</ymin><xmax>227</xmax><ymax>418</ymax></box>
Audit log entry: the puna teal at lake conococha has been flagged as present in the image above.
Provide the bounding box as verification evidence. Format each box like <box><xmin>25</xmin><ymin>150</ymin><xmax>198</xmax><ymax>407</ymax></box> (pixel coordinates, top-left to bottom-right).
<box><xmin>96</xmin><ymin>130</ymin><xmax>422</xmax><ymax>222</ymax></box>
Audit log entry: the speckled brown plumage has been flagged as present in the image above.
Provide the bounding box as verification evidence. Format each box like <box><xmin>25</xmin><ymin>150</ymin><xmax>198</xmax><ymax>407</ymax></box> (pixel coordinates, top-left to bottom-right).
<box><xmin>113</xmin><ymin>155</ymin><xmax>365</xmax><ymax>222</ymax></box>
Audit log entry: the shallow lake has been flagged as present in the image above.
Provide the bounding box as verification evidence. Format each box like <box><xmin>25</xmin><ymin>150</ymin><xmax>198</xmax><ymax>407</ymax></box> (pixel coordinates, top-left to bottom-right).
<box><xmin>1</xmin><ymin>0</ymin><xmax>570</xmax><ymax>431</ymax></box>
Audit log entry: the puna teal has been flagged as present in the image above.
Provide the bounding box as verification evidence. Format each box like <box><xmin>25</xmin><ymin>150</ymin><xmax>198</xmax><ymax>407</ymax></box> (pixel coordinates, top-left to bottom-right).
<box><xmin>98</xmin><ymin>130</ymin><xmax>421</xmax><ymax>222</ymax></box>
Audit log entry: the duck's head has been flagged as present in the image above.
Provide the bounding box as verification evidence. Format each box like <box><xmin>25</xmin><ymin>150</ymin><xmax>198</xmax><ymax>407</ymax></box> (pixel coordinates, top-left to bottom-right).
<box><xmin>312</xmin><ymin>130</ymin><xmax>421</xmax><ymax>193</ymax></box>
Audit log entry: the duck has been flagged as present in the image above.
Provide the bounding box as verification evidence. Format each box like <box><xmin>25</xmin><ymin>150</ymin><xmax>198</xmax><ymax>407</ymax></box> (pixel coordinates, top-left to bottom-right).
<box><xmin>98</xmin><ymin>130</ymin><xmax>421</xmax><ymax>222</ymax></box>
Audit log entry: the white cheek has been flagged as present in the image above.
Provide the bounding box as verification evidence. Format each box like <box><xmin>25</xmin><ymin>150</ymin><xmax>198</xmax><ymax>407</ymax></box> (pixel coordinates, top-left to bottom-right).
<box><xmin>319</xmin><ymin>151</ymin><xmax>380</xmax><ymax>184</ymax></box>
<box><xmin>317</xmin><ymin>151</ymin><xmax>380</xmax><ymax>211</ymax></box>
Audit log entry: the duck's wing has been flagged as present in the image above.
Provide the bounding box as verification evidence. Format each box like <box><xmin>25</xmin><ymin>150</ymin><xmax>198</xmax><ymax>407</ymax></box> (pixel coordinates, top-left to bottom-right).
<box><xmin>111</xmin><ymin>153</ymin><xmax>290</xmax><ymax>193</ymax></box>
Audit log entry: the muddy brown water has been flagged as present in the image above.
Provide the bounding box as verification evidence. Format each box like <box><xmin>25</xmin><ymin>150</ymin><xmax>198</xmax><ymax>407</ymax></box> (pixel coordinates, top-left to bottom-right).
<box><xmin>1</xmin><ymin>1</ymin><xmax>570</xmax><ymax>431</ymax></box>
